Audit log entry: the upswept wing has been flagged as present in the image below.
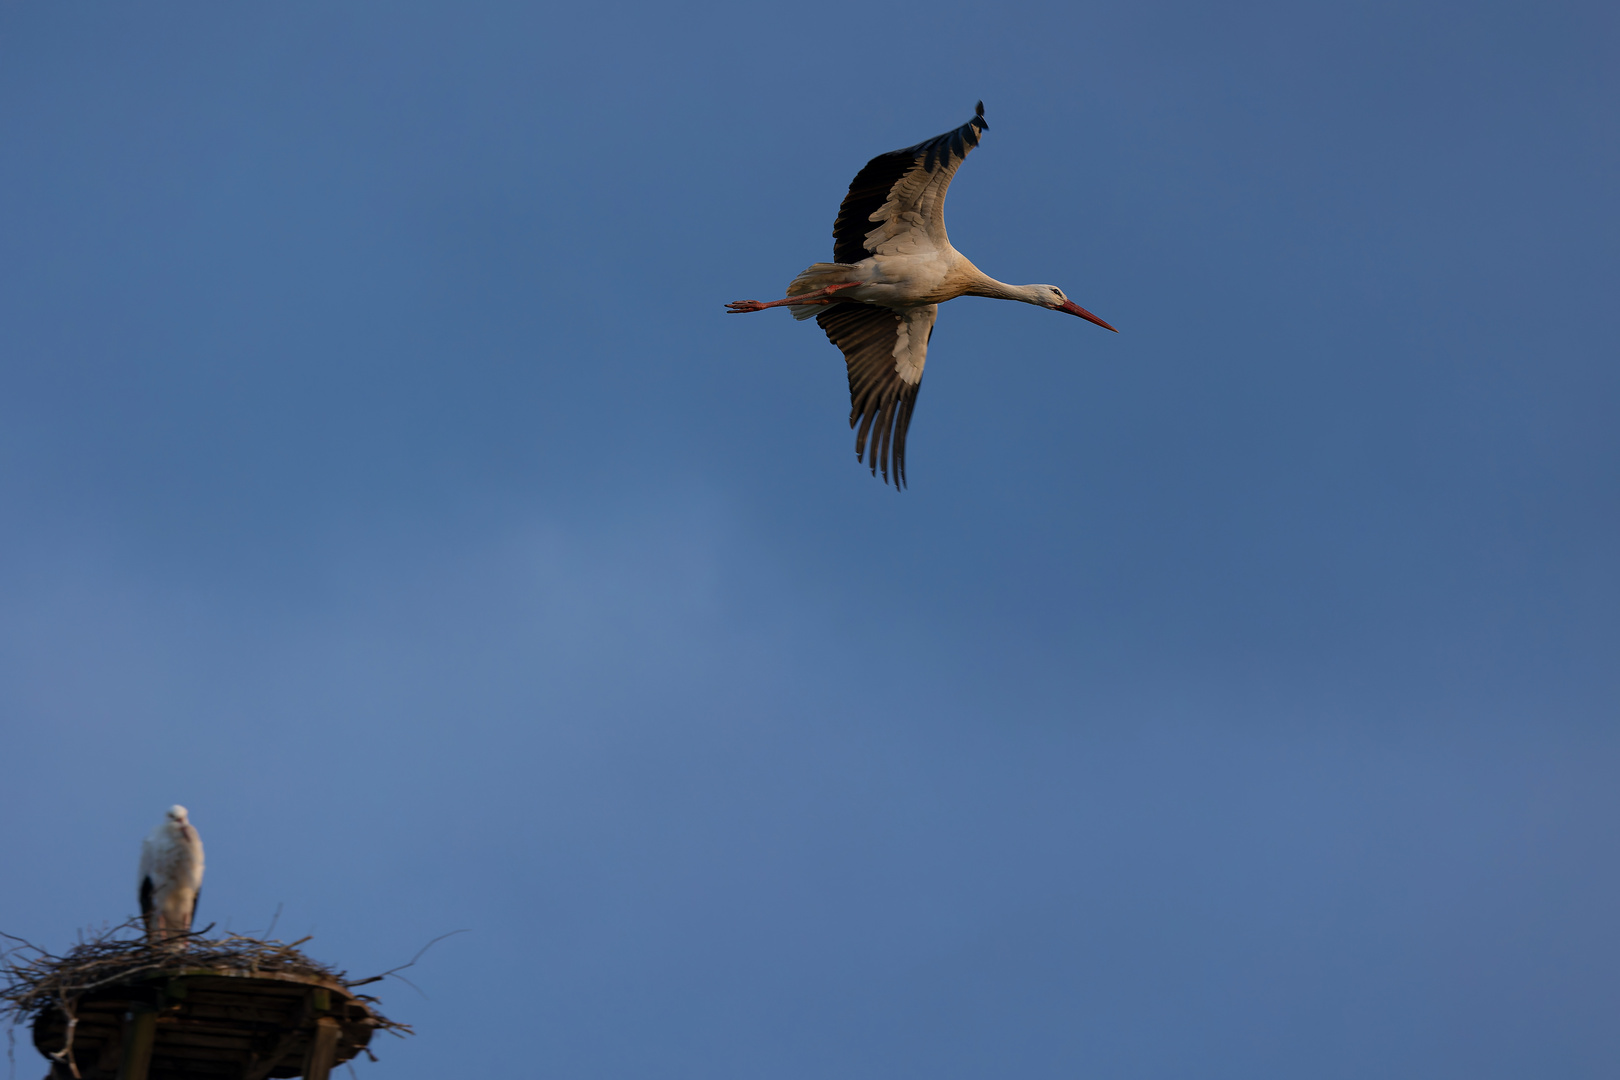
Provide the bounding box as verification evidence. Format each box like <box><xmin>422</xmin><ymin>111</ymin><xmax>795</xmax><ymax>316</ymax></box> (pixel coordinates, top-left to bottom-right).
<box><xmin>831</xmin><ymin>103</ymin><xmax>988</xmax><ymax>265</ymax></box>
<box><xmin>816</xmin><ymin>303</ymin><xmax>937</xmax><ymax>488</ymax></box>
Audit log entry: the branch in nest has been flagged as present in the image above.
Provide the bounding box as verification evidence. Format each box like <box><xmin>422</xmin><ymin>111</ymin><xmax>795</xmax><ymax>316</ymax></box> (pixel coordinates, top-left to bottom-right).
<box><xmin>344</xmin><ymin>929</ymin><xmax>468</xmax><ymax>993</ymax></box>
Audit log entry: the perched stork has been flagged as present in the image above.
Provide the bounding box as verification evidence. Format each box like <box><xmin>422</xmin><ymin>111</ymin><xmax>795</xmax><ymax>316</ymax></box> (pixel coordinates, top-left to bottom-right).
<box><xmin>138</xmin><ymin>805</ymin><xmax>205</xmax><ymax>944</ymax></box>
<box><xmin>728</xmin><ymin>102</ymin><xmax>1116</xmax><ymax>487</ymax></box>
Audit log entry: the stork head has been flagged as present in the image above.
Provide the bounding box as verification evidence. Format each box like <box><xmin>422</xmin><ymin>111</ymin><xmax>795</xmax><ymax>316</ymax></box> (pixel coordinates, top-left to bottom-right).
<box><xmin>1030</xmin><ymin>285</ymin><xmax>1118</xmax><ymax>332</ymax></box>
<box><xmin>167</xmin><ymin>805</ymin><xmax>190</xmax><ymax>823</ymax></box>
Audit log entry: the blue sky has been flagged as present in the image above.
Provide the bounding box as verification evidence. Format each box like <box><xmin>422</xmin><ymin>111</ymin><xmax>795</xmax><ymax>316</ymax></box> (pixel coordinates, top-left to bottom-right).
<box><xmin>2</xmin><ymin>2</ymin><xmax>1617</xmax><ymax>1076</ymax></box>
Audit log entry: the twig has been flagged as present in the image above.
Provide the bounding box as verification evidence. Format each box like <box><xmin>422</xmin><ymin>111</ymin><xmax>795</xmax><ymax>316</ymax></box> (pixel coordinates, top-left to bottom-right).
<box><xmin>343</xmin><ymin>929</ymin><xmax>467</xmax><ymax>989</ymax></box>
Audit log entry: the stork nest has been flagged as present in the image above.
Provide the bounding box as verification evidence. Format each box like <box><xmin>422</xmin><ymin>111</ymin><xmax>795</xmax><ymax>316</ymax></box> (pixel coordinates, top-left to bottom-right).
<box><xmin>0</xmin><ymin>921</ymin><xmax>409</xmax><ymax>1036</ymax></box>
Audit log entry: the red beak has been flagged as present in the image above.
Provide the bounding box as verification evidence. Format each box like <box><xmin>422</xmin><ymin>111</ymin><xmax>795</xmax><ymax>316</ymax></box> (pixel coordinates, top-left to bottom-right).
<box><xmin>1058</xmin><ymin>299</ymin><xmax>1118</xmax><ymax>332</ymax></box>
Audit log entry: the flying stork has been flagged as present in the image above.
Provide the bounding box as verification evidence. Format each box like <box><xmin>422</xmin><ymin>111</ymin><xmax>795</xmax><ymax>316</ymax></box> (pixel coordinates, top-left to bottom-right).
<box><xmin>727</xmin><ymin>102</ymin><xmax>1117</xmax><ymax>487</ymax></box>
<box><xmin>139</xmin><ymin>804</ymin><xmax>205</xmax><ymax>944</ymax></box>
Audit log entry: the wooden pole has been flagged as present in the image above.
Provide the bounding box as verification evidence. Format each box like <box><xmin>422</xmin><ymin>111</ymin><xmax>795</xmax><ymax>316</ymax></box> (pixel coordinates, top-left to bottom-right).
<box><xmin>242</xmin><ymin>985</ymin><xmax>325</xmax><ymax>1080</ymax></box>
<box><xmin>301</xmin><ymin>1016</ymin><xmax>342</xmax><ymax>1080</ymax></box>
<box><xmin>115</xmin><ymin>1004</ymin><xmax>158</xmax><ymax>1080</ymax></box>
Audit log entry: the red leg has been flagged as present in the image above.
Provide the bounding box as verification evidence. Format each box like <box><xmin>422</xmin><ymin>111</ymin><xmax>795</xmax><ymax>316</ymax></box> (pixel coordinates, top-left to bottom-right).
<box><xmin>726</xmin><ymin>281</ymin><xmax>863</xmax><ymax>313</ymax></box>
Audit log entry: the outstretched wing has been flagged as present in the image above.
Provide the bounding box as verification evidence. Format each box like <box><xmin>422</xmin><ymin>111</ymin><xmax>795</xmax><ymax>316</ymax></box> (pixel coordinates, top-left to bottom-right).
<box><xmin>832</xmin><ymin>102</ymin><xmax>988</xmax><ymax>265</ymax></box>
<box><xmin>816</xmin><ymin>303</ymin><xmax>937</xmax><ymax>488</ymax></box>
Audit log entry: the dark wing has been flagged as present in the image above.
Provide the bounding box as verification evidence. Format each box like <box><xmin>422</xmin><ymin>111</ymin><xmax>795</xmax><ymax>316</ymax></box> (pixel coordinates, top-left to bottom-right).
<box><xmin>832</xmin><ymin>102</ymin><xmax>988</xmax><ymax>264</ymax></box>
<box><xmin>816</xmin><ymin>303</ymin><xmax>937</xmax><ymax>488</ymax></box>
<box><xmin>140</xmin><ymin>875</ymin><xmax>155</xmax><ymax>920</ymax></box>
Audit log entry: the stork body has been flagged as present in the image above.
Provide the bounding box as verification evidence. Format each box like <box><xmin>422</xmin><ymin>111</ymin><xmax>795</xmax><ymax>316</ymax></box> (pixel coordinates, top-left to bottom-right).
<box><xmin>728</xmin><ymin>103</ymin><xmax>1116</xmax><ymax>487</ymax></box>
<box><xmin>138</xmin><ymin>804</ymin><xmax>205</xmax><ymax>944</ymax></box>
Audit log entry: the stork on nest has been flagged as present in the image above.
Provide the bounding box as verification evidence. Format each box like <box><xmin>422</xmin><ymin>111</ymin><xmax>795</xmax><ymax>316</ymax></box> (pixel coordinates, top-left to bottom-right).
<box><xmin>138</xmin><ymin>805</ymin><xmax>205</xmax><ymax>946</ymax></box>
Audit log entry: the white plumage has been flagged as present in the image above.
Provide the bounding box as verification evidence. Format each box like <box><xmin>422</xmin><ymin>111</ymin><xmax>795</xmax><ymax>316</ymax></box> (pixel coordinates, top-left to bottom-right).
<box><xmin>138</xmin><ymin>805</ymin><xmax>205</xmax><ymax>944</ymax></box>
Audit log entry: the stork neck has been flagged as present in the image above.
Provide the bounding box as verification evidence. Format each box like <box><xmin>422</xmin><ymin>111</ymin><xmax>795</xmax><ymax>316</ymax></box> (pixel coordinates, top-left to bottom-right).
<box><xmin>961</xmin><ymin>268</ymin><xmax>1040</xmax><ymax>304</ymax></box>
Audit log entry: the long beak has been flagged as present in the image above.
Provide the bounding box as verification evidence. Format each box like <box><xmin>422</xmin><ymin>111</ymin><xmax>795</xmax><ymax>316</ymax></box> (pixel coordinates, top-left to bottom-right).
<box><xmin>1058</xmin><ymin>299</ymin><xmax>1118</xmax><ymax>332</ymax></box>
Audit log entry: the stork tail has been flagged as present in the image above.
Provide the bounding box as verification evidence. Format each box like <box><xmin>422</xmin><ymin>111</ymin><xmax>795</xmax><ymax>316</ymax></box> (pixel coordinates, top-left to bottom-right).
<box><xmin>786</xmin><ymin>263</ymin><xmax>861</xmax><ymax>320</ymax></box>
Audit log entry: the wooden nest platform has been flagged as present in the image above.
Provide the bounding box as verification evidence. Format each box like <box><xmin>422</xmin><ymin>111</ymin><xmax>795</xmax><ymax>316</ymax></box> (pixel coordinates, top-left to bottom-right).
<box><xmin>3</xmin><ymin>925</ymin><xmax>409</xmax><ymax>1080</ymax></box>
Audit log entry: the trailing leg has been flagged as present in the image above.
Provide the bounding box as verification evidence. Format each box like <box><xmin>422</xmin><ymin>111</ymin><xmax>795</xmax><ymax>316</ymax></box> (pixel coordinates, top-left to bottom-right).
<box><xmin>726</xmin><ymin>281</ymin><xmax>863</xmax><ymax>313</ymax></box>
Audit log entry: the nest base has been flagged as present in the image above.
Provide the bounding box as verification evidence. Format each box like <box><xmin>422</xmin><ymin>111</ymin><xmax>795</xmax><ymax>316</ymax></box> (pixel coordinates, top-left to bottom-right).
<box><xmin>31</xmin><ymin>966</ymin><xmax>380</xmax><ymax>1080</ymax></box>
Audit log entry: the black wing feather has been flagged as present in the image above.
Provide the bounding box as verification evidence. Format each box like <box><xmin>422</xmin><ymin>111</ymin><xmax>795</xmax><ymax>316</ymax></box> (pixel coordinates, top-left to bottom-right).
<box><xmin>831</xmin><ymin>102</ymin><xmax>987</xmax><ymax>265</ymax></box>
<box><xmin>816</xmin><ymin>303</ymin><xmax>929</xmax><ymax>488</ymax></box>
